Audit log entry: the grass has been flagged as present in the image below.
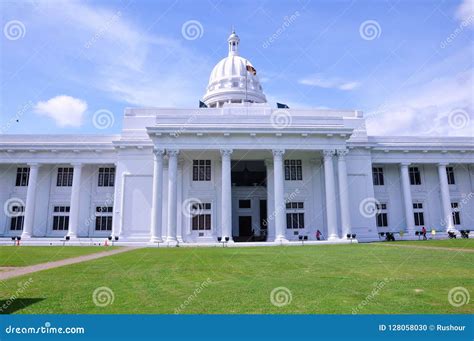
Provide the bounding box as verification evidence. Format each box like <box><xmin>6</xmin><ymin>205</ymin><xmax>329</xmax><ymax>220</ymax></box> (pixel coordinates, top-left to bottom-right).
<box><xmin>386</xmin><ymin>239</ymin><xmax>474</xmax><ymax>249</ymax></box>
<box><xmin>0</xmin><ymin>246</ymin><xmax>116</xmax><ymax>267</ymax></box>
<box><xmin>0</xmin><ymin>240</ymin><xmax>472</xmax><ymax>314</ymax></box>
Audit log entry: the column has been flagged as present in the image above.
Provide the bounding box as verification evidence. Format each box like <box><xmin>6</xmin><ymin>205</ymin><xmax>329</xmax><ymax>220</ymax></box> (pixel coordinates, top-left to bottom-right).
<box><xmin>265</xmin><ymin>159</ymin><xmax>275</xmax><ymax>241</ymax></box>
<box><xmin>337</xmin><ymin>150</ymin><xmax>352</xmax><ymax>238</ymax></box>
<box><xmin>272</xmin><ymin>149</ymin><xmax>287</xmax><ymax>242</ymax></box>
<box><xmin>220</xmin><ymin>149</ymin><xmax>233</xmax><ymax>241</ymax></box>
<box><xmin>67</xmin><ymin>163</ymin><xmax>83</xmax><ymax>238</ymax></box>
<box><xmin>166</xmin><ymin>149</ymin><xmax>179</xmax><ymax>243</ymax></box>
<box><xmin>21</xmin><ymin>163</ymin><xmax>39</xmax><ymax>238</ymax></box>
<box><xmin>150</xmin><ymin>149</ymin><xmax>164</xmax><ymax>243</ymax></box>
<box><xmin>176</xmin><ymin>159</ymin><xmax>184</xmax><ymax>243</ymax></box>
<box><xmin>400</xmin><ymin>163</ymin><xmax>415</xmax><ymax>234</ymax></box>
<box><xmin>438</xmin><ymin>163</ymin><xmax>456</xmax><ymax>232</ymax></box>
<box><xmin>323</xmin><ymin>150</ymin><xmax>338</xmax><ymax>240</ymax></box>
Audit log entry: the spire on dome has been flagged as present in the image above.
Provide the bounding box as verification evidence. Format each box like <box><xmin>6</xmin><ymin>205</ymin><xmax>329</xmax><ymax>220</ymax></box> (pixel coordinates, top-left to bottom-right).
<box><xmin>228</xmin><ymin>29</ymin><xmax>240</xmax><ymax>56</ymax></box>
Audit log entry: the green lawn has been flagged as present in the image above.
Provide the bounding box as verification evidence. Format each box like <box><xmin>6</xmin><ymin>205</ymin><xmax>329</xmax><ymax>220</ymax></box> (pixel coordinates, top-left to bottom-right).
<box><xmin>0</xmin><ymin>246</ymin><xmax>116</xmax><ymax>267</ymax></box>
<box><xmin>0</xmin><ymin>242</ymin><xmax>472</xmax><ymax>314</ymax></box>
<box><xmin>386</xmin><ymin>239</ymin><xmax>474</xmax><ymax>249</ymax></box>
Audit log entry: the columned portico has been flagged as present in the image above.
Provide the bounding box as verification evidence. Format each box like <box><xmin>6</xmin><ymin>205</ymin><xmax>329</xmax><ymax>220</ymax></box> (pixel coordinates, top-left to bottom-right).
<box><xmin>337</xmin><ymin>150</ymin><xmax>351</xmax><ymax>238</ymax></box>
<box><xmin>272</xmin><ymin>149</ymin><xmax>287</xmax><ymax>243</ymax></box>
<box><xmin>220</xmin><ymin>149</ymin><xmax>233</xmax><ymax>242</ymax></box>
<box><xmin>21</xmin><ymin>163</ymin><xmax>39</xmax><ymax>239</ymax></box>
<box><xmin>67</xmin><ymin>163</ymin><xmax>83</xmax><ymax>238</ymax></box>
<box><xmin>437</xmin><ymin>163</ymin><xmax>456</xmax><ymax>233</ymax></box>
<box><xmin>323</xmin><ymin>150</ymin><xmax>338</xmax><ymax>240</ymax></box>
<box><xmin>166</xmin><ymin>149</ymin><xmax>179</xmax><ymax>243</ymax></box>
<box><xmin>399</xmin><ymin>163</ymin><xmax>415</xmax><ymax>234</ymax></box>
<box><xmin>150</xmin><ymin>148</ymin><xmax>164</xmax><ymax>243</ymax></box>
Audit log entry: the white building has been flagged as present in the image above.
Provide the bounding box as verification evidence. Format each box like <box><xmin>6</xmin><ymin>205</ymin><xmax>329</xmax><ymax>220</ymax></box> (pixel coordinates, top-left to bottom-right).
<box><xmin>1</xmin><ymin>32</ymin><xmax>473</xmax><ymax>245</ymax></box>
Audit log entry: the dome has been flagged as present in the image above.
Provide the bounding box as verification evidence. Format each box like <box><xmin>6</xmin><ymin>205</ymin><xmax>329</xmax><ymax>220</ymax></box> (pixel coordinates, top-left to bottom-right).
<box><xmin>202</xmin><ymin>31</ymin><xmax>266</xmax><ymax>107</ymax></box>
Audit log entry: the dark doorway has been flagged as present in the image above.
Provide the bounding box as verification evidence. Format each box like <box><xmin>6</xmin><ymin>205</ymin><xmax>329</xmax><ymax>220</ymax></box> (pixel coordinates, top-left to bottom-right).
<box><xmin>231</xmin><ymin>161</ymin><xmax>266</xmax><ymax>187</ymax></box>
<box><xmin>237</xmin><ymin>216</ymin><xmax>252</xmax><ymax>242</ymax></box>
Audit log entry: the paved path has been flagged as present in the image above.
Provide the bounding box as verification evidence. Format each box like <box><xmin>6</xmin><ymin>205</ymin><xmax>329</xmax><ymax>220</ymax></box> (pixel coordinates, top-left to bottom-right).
<box><xmin>378</xmin><ymin>243</ymin><xmax>474</xmax><ymax>253</ymax></box>
<box><xmin>0</xmin><ymin>247</ymin><xmax>139</xmax><ymax>281</ymax></box>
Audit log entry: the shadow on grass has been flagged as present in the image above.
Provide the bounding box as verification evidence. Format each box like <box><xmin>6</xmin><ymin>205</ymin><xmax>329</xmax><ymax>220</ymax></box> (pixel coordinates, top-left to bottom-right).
<box><xmin>0</xmin><ymin>298</ymin><xmax>44</xmax><ymax>314</ymax></box>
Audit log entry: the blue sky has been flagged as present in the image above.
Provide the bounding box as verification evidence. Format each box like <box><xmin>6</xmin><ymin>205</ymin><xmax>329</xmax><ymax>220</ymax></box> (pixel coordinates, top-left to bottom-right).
<box><xmin>0</xmin><ymin>0</ymin><xmax>473</xmax><ymax>136</ymax></box>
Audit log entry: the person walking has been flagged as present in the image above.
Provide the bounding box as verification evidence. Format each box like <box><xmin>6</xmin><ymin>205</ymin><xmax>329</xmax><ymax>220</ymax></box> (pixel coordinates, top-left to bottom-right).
<box><xmin>421</xmin><ymin>226</ymin><xmax>427</xmax><ymax>240</ymax></box>
<box><xmin>316</xmin><ymin>229</ymin><xmax>322</xmax><ymax>241</ymax></box>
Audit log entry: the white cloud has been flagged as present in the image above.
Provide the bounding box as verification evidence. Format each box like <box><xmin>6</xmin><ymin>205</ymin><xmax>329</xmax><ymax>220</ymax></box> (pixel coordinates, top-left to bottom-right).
<box><xmin>30</xmin><ymin>1</ymin><xmax>210</xmax><ymax>107</ymax></box>
<box><xmin>365</xmin><ymin>68</ymin><xmax>473</xmax><ymax>137</ymax></box>
<box><xmin>34</xmin><ymin>95</ymin><xmax>87</xmax><ymax>127</ymax></box>
<box><xmin>456</xmin><ymin>0</ymin><xmax>474</xmax><ymax>22</ymax></box>
<box><xmin>299</xmin><ymin>74</ymin><xmax>360</xmax><ymax>90</ymax></box>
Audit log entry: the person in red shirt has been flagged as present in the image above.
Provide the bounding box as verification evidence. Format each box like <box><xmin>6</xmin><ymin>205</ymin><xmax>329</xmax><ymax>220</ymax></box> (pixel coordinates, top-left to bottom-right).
<box><xmin>421</xmin><ymin>226</ymin><xmax>427</xmax><ymax>240</ymax></box>
<box><xmin>316</xmin><ymin>230</ymin><xmax>322</xmax><ymax>241</ymax></box>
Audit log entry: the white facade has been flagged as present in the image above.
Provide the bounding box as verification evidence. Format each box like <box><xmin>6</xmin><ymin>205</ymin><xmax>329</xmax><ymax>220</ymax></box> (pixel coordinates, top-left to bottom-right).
<box><xmin>1</xmin><ymin>33</ymin><xmax>473</xmax><ymax>245</ymax></box>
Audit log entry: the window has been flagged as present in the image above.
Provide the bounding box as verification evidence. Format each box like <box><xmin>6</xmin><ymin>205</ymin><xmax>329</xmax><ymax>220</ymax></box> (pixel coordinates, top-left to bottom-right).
<box><xmin>376</xmin><ymin>203</ymin><xmax>388</xmax><ymax>227</ymax></box>
<box><xmin>409</xmin><ymin>166</ymin><xmax>421</xmax><ymax>185</ymax></box>
<box><xmin>10</xmin><ymin>206</ymin><xmax>24</xmax><ymax>231</ymax></box>
<box><xmin>95</xmin><ymin>206</ymin><xmax>113</xmax><ymax>231</ymax></box>
<box><xmin>239</xmin><ymin>200</ymin><xmax>251</xmax><ymax>209</ymax></box>
<box><xmin>284</xmin><ymin>160</ymin><xmax>302</xmax><ymax>181</ymax></box>
<box><xmin>15</xmin><ymin>167</ymin><xmax>30</xmax><ymax>187</ymax></box>
<box><xmin>413</xmin><ymin>203</ymin><xmax>425</xmax><ymax>226</ymax></box>
<box><xmin>451</xmin><ymin>202</ymin><xmax>461</xmax><ymax>225</ymax></box>
<box><xmin>52</xmin><ymin>206</ymin><xmax>70</xmax><ymax>230</ymax></box>
<box><xmin>98</xmin><ymin>167</ymin><xmax>115</xmax><ymax>187</ymax></box>
<box><xmin>192</xmin><ymin>160</ymin><xmax>211</xmax><ymax>181</ymax></box>
<box><xmin>191</xmin><ymin>203</ymin><xmax>212</xmax><ymax>230</ymax></box>
<box><xmin>372</xmin><ymin>167</ymin><xmax>384</xmax><ymax>186</ymax></box>
<box><xmin>286</xmin><ymin>202</ymin><xmax>304</xmax><ymax>229</ymax></box>
<box><xmin>57</xmin><ymin>167</ymin><xmax>74</xmax><ymax>187</ymax></box>
<box><xmin>446</xmin><ymin>167</ymin><xmax>455</xmax><ymax>185</ymax></box>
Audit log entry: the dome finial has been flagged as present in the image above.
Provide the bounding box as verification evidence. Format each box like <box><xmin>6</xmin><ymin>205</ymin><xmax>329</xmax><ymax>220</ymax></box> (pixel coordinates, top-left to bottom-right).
<box><xmin>228</xmin><ymin>29</ymin><xmax>239</xmax><ymax>56</ymax></box>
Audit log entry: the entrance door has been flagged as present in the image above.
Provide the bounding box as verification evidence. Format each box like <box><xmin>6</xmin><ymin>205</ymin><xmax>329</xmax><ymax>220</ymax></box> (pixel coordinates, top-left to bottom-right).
<box><xmin>238</xmin><ymin>216</ymin><xmax>253</xmax><ymax>241</ymax></box>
